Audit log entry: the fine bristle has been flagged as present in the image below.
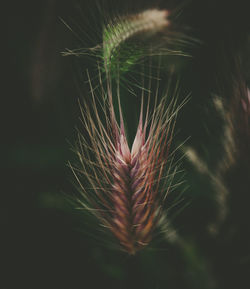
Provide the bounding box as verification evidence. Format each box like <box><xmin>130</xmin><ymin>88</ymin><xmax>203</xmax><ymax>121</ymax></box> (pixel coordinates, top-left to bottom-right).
<box><xmin>71</xmin><ymin>68</ymin><xmax>184</xmax><ymax>254</ymax></box>
<box><xmin>62</xmin><ymin>7</ymin><xmax>194</xmax><ymax>81</ymax></box>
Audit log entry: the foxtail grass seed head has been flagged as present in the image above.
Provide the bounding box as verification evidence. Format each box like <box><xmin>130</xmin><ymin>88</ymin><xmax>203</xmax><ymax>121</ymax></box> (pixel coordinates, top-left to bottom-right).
<box><xmin>62</xmin><ymin>7</ymin><xmax>194</xmax><ymax>79</ymax></box>
<box><xmin>71</xmin><ymin>72</ymin><xmax>183</xmax><ymax>254</ymax></box>
<box><xmin>103</xmin><ymin>9</ymin><xmax>169</xmax><ymax>69</ymax></box>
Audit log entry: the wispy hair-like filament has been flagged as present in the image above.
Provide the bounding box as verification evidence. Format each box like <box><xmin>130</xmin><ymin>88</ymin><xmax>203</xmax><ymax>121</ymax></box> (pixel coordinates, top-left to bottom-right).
<box><xmin>71</xmin><ymin>68</ymin><xmax>185</xmax><ymax>254</ymax></box>
<box><xmin>62</xmin><ymin>7</ymin><xmax>195</xmax><ymax>79</ymax></box>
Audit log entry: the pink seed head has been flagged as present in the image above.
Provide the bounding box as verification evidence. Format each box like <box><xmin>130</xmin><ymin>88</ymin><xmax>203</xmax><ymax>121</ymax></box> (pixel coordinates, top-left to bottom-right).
<box><xmin>73</xmin><ymin>72</ymin><xmax>180</xmax><ymax>254</ymax></box>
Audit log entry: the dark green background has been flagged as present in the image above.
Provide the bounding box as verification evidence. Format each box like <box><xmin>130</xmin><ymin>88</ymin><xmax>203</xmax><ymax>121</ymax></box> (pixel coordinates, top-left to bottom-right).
<box><xmin>2</xmin><ymin>0</ymin><xmax>250</xmax><ymax>288</ymax></box>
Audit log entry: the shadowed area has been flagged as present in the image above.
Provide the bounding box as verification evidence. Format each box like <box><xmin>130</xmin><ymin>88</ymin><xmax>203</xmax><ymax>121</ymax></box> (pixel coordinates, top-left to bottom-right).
<box><xmin>2</xmin><ymin>0</ymin><xmax>250</xmax><ymax>288</ymax></box>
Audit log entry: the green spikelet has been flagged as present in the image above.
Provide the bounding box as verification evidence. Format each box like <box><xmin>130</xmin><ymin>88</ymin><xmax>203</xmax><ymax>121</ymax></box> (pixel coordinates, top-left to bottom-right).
<box><xmin>102</xmin><ymin>9</ymin><xmax>170</xmax><ymax>73</ymax></box>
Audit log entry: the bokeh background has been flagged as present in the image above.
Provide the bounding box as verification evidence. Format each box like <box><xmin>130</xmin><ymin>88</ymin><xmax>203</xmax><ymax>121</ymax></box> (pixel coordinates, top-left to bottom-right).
<box><xmin>2</xmin><ymin>0</ymin><xmax>250</xmax><ymax>288</ymax></box>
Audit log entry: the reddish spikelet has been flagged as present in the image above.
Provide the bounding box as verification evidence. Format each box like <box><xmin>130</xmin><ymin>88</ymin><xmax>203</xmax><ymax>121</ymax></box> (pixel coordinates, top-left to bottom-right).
<box><xmin>72</xmin><ymin>71</ymin><xmax>181</xmax><ymax>254</ymax></box>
